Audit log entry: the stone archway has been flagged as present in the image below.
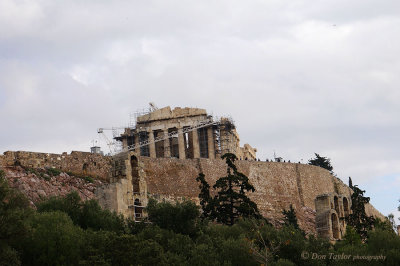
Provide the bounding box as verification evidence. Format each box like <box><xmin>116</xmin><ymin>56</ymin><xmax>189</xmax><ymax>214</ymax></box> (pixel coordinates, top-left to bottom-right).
<box><xmin>343</xmin><ymin>197</ymin><xmax>349</xmax><ymax>217</ymax></box>
<box><xmin>331</xmin><ymin>212</ymin><xmax>340</xmax><ymax>239</ymax></box>
<box><xmin>334</xmin><ymin>196</ymin><xmax>339</xmax><ymax>215</ymax></box>
<box><xmin>130</xmin><ymin>155</ymin><xmax>140</xmax><ymax>192</ymax></box>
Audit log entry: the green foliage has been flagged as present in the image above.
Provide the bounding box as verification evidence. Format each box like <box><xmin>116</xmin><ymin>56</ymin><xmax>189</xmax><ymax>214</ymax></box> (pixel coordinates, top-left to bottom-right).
<box><xmin>21</xmin><ymin>211</ymin><xmax>84</xmax><ymax>266</ymax></box>
<box><xmin>308</xmin><ymin>153</ymin><xmax>333</xmax><ymax>173</ymax></box>
<box><xmin>37</xmin><ymin>191</ymin><xmax>126</xmax><ymax>233</ymax></box>
<box><xmin>83</xmin><ymin>176</ymin><xmax>94</xmax><ymax>183</ymax></box>
<box><xmin>0</xmin><ymin>175</ymin><xmax>32</xmax><ymax>265</ymax></box>
<box><xmin>146</xmin><ymin>198</ymin><xmax>200</xmax><ymax>237</ymax></box>
<box><xmin>375</xmin><ymin>217</ymin><xmax>396</xmax><ymax>233</ymax></box>
<box><xmin>346</xmin><ymin>181</ymin><xmax>375</xmax><ymax>241</ymax></box>
<box><xmin>46</xmin><ymin>167</ymin><xmax>61</xmax><ymax>176</ymax></box>
<box><xmin>197</xmin><ymin>153</ymin><xmax>262</xmax><ymax>226</ymax></box>
<box><xmin>282</xmin><ymin>204</ymin><xmax>299</xmax><ymax>230</ymax></box>
<box><xmin>196</xmin><ymin>172</ymin><xmax>212</xmax><ymax>219</ymax></box>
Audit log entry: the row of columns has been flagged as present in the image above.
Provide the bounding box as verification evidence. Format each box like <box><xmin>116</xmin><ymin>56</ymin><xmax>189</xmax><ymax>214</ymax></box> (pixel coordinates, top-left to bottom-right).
<box><xmin>135</xmin><ymin>127</ymin><xmax>215</xmax><ymax>159</ymax></box>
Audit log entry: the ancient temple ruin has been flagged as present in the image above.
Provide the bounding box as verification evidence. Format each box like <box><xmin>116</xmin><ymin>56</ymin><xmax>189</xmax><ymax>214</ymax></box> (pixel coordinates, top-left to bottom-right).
<box><xmin>115</xmin><ymin>106</ymin><xmax>257</xmax><ymax>161</ymax></box>
<box><xmin>315</xmin><ymin>193</ymin><xmax>351</xmax><ymax>241</ymax></box>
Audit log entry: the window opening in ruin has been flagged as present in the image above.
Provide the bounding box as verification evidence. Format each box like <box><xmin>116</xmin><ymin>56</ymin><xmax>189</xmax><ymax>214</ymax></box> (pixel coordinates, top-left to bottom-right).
<box><xmin>139</xmin><ymin>131</ymin><xmax>150</xmax><ymax>157</ymax></box>
<box><xmin>168</xmin><ymin>128</ymin><xmax>179</xmax><ymax>158</ymax></box>
<box><xmin>343</xmin><ymin>197</ymin><xmax>349</xmax><ymax>217</ymax></box>
<box><xmin>334</xmin><ymin>196</ymin><xmax>339</xmax><ymax>215</ymax></box>
<box><xmin>130</xmin><ymin>155</ymin><xmax>140</xmax><ymax>192</ymax></box>
<box><xmin>198</xmin><ymin>127</ymin><xmax>209</xmax><ymax>158</ymax></box>
<box><xmin>134</xmin><ymin>198</ymin><xmax>143</xmax><ymax>218</ymax></box>
<box><xmin>153</xmin><ymin>130</ymin><xmax>165</xmax><ymax>158</ymax></box>
<box><xmin>331</xmin><ymin>213</ymin><xmax>340</xmax><ymax>239</ymax></box>
<box><xmin>82</xmin><ymin>163</ymin><xmax>88</xmax><ymax>173</ymax></box>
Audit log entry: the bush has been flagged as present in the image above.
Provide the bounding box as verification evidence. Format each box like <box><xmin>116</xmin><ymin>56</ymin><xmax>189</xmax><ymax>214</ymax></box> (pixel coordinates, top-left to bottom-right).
<box><xmin>146</xmin><ymin>198</ymin><xmax>200</xmax><ymax>237</ymax></box>
<box><xmin>37</xmin><ymin>191</ymin><xmax>126</xmax><ymax>233</ymax></box>
<box><xmin>46</xmin><ymin>167</ymin><xmax>61</xmax><ymax>176</ymax></box>
<box><xmin>83</xmin><ymin>176</ymin><xmax>94</xmax><ymax>183</ymax></box>
<box><xmin>21</xmin><ymin>211</ymin><xmax>84</xmax><ymax>265</ymax></box>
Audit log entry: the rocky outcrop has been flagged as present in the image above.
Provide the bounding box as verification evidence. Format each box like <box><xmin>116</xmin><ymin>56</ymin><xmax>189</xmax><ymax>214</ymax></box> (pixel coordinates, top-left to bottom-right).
<box><xmin>2</xmin><ymin>166</ymin><xmax>103</xmax><ymax>207</ymax></box>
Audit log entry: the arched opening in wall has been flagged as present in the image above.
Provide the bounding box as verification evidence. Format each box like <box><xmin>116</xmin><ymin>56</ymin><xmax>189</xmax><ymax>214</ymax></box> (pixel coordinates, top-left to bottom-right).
<box><xmin>331</xmin><ymin>213</ymin><xmax>340</xmax><ymax>239</ymax></box>
<box><xmin>334</xmin><ymin>196</ymin><xmax>339</xmax><ymax>215</ymax></box>
<box><xmin>134</xmin><ymin>198</ymin><xmax>143</xmax><ymax>219</ymax></box>
<box><xmin>82</xmin><ymin>163</ymin><xmax>88</xmax><ymax>173</ymax></box>
<box><xmin>130</xmin><ymin>155</ymin><xmax>140</xmax><ymax>192</ymax></box>
<box><xmin>343</xmin><ymin>197</ymin><xmax>349</xmax><ymax>217</ymax></box>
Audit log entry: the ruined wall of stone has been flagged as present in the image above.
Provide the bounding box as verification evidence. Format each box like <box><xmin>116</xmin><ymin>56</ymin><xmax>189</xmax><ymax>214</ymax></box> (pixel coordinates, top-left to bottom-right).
<box><xmin>0</xmin><ymin>151</ymin><xmax>112</xmax><ymax>181</ymax></box>
<box><xmin>139</xmin><ymin>157</ymin><xmax>384</xmax><ymax>232</ymax></box>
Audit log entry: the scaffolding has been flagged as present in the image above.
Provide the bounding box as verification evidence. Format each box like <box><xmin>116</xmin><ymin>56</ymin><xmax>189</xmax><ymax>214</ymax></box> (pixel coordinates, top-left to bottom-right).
<box><xmin>124</xmin><ymin>117</ymin><xmax>221</xmax><ymax>153</ymax></box>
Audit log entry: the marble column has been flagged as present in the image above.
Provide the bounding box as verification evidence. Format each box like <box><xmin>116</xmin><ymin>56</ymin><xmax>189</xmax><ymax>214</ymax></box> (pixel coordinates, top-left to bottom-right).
<box><xmin>207</xmin><ymin>127</ymin><xmax>215</xmax><ymax>159</ymax></box>
<box><xmin>148</xmin><ymin>130</ymin><xmax>156</xmax><ymax>158</ymax></box>
<box><xmin>163</xmin><ymin>129</ymin><xmax>171</xmax><ymax>158</ymax></box>
<box><xmin>192</xmin><ymin>129</ymin><xmax>200</xmax><ymax>159</ymax></box>
<box><xmin>178</xmin><ymin>127</ymin><xmax>186</xmax><ymax>159</ymax></box>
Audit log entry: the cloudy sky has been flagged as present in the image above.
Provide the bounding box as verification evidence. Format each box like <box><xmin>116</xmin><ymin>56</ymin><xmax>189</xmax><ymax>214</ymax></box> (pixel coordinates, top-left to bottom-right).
<box><xmin>1</xmin><ymin>0</ymin><xmax>399</xmax><ymax>220</ymax></box>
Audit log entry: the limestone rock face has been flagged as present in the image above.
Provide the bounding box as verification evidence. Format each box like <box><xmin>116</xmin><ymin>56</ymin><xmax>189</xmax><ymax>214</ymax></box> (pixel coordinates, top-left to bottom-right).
<box><xmin>2</xmin><ymin>166</ymin><xmax>103</xmax><ymax>207</ymax></box>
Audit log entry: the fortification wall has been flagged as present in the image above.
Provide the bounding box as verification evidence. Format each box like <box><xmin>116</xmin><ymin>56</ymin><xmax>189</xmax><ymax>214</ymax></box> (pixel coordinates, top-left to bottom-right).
<box><xmin>0</xmin><ymin>151</ymin><xmax>112</xmax><ymax>181</ymax></box>
<box><xmin>139</xmin><ymin>157</ymin><xmax>384</xmax><ymax>232</ymax></box>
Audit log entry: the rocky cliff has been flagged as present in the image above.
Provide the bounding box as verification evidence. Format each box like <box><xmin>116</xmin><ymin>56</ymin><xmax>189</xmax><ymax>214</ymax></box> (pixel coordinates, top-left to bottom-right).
<box><xmin>1</xmin><ymin>166</ymin><xmax>103</xmax><ymax>207</ymax></box>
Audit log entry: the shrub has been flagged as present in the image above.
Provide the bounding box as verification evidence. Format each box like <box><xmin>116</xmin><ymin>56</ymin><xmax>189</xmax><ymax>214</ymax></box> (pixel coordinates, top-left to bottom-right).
<box><xmin>46</xmin><ymin>168</ymin><xmax>61</xmax><ymax>176</ymax></box>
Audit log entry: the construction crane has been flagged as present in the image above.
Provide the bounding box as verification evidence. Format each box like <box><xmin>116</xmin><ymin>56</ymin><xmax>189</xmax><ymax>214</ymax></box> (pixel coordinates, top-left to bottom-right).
<box><xmin>97</xmin><ymin>127</ymin><xmax>126</xmax><ymax>154</ymax></box>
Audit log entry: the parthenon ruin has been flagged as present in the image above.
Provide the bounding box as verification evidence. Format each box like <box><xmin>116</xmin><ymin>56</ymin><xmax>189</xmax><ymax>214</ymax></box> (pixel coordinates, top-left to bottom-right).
<box><xmin>115</xmin><ymin>106</ymin><xmax>257</xmax><ymax>161</ymax></box>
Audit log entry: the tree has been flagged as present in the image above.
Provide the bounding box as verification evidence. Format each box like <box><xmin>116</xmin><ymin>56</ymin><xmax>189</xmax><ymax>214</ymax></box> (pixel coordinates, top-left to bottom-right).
<box><xmin>195</xmin><ymin>173</ymin><xmax>213</xmax><ymax>219</ymax></box>
<box><xmin>346</xmin><ymin>180</ymin><xmax>375</xmax><ymax>241</ymax></box>
<box><xmin>387</xmin><ymin>213</ymin><xmax>397</xmax><ymax>233</ymax></box>
<box><xmin>196</xmin><ymin>153</ymin><xmax>262</xmax><ymax>226</ymax></box>
<box><xmin>0</xmin><ymin>170</ymin><xmax>33</xmax><ymax>266</ymax></box>
<box><xmin>37</xmin><ymin>191</ymin><xmax>126</xmax><ymax>233</ymax></box>
<box><xmin>21</xmin><ymin>211</ymin><xmax>84</xmax><ymax>266</ymax></box>
<box><xmin>308</xmin><ymin>153</ymin><xmax>333</xmax><ymax>173</ymax></box>
<box><xmin>282</xmin><ymin>204</ymin><xmax>299</xmax><ymax>230</ymax></box>
<box><xmin>146</xmin><ymin>198</ymin><xmax>200</xmax><ymax>237</ymax></box>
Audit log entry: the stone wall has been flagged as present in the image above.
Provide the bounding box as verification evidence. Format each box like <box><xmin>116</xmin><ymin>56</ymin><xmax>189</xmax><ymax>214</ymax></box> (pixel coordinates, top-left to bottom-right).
<box><xmin>139</xmin><ymin>157</ymin><xmax>384</xmax><ymax>232</ymax></box>
<box><xmin>1</xmin><ymin>150</ymin><xmax>384</xmax><ymax>234</ymax></box>
<box><xmin>0</xmin><ymin>151</ymin><xmax>112</xmax><ymax>181</ymax></box>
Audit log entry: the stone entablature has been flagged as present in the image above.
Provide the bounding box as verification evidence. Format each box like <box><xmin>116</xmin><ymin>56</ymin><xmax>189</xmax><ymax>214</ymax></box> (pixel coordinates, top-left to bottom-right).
<box><xmin>315</xmin><ymin>193</ymin><xmax>351</xmax><ymax>240</ymax></box>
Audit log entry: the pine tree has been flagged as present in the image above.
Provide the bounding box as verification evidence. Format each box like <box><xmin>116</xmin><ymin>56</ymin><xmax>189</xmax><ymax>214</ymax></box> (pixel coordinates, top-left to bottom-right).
<box><xmin>308</xmin><ymin>153</ymin><xmax>333</xmax><ymax>173</ymax></box>
<box><xmin>195</xmin><ymin>173</ymin><xmax>213</xmax><ymax>219</ymax></box>
<box><xmin>346</xmin><ymin>180</ymin><xmax>375</xmax><ymax>241</ymax></box>
<box><xmin>196</xmin><ymin>153</ymin><xmax>262</xmax><ymax>225</ymax></box>
<box><xmin>282</xmin><ymin>204</ymin><xmax>299</xmax><ymax>230</ymax></box>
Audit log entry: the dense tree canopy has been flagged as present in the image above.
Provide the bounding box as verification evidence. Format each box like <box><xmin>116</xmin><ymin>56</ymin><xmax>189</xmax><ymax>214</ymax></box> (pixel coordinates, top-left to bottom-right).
<box><xmin>308</xmin><ymin>153</ymin><xmax>333</xmax><ymax>173</ymax></box>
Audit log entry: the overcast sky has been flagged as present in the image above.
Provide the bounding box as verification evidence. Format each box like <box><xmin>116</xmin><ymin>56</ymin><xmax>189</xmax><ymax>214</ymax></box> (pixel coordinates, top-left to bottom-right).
<box><xmin>1</xmin><ymin>0</ymin><xmax>399</xmax><ymax>221</ymax></box>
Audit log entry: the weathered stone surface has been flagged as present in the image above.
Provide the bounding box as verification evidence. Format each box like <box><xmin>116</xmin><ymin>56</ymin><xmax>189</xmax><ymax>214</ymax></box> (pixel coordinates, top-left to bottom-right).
<box><xmin>2</xmin><ymin>166</ymin><xmax>103</xmax><ymax>207</ymax></box>
<box><xmin>1</xmin><ymin>150</ymin><xmax>384</xmax><ymax>236</ymax></box>
<box><xmin>0</xmin><ymin>151</ymin><xmax>112</xmax><ymax>181</ymax></box>
<box><xmin>138</xmin><ymin>157</ymin><xmax>384</xmax><ymax>234</ymax></box>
